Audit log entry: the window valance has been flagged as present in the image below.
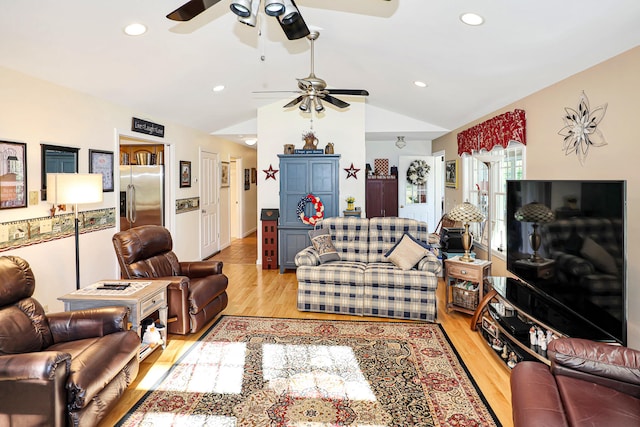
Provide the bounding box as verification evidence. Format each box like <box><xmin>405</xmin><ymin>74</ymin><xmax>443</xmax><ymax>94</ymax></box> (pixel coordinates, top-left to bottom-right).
<box><xmin>457</xmin><ymin>109</ymin><xmax>526</xmax><ymax>156</ymax></box>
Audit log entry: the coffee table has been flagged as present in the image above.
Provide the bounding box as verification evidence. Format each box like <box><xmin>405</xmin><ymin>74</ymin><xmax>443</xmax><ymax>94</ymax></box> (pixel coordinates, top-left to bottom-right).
<box><xmin>58</xmin><ymin>279</ymin><xmax>170</xmax><ymax>360</ymax></box>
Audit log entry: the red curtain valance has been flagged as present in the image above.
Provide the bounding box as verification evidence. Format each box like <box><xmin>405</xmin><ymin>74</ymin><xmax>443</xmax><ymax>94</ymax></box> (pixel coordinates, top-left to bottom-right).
<box><xmin>457</xmin><ymin>109</ymin><xmax>526</xmax><ymax>156</ymax></box>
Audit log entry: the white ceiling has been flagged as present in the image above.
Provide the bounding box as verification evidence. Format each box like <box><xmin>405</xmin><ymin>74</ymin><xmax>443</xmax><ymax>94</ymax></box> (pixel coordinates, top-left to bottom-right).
<box><xmin>1</xmin><ymin>1</ymin><xmax>639</xmax><ymax>145</ymax></box>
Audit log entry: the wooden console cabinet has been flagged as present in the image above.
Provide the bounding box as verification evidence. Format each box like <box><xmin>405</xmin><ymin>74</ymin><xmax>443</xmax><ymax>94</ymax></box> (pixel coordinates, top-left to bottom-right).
<box><xmin>472</xmin><ymin>277</ymin><xmax>616</xmax><ymax>370</ymax></box>
<box><xmin>365</xmin><ymin>177</ymin><xmax>397</xmax><ymax>217</ymax></box>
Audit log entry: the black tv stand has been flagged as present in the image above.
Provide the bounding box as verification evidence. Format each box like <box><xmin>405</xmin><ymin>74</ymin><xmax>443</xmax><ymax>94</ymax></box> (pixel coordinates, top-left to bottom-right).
<box><xmin>473</xmin><ymin>277</ymin><xmax>614</xmax><ymax>369</ymax></box>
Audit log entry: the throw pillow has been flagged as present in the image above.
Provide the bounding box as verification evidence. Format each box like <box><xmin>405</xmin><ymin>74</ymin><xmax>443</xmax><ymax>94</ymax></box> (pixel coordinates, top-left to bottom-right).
<box><xmin>564</xmin><ymin>228</ymin><xmax>583</xmax><ymax>255</ymax></box>
<box><xmin>385</xmin><ymin>233</ymin><xmax>430</xmax><ymax>271</ymax></box>
<box><xmin>579</xmin><ymin>236</ymin><xmax>618</xmax><ymax>275</ymax></box>
<box><xmin>308</xmin><ymin>228</ymin><xmax>340</xmax><ymax>264</ymax></box>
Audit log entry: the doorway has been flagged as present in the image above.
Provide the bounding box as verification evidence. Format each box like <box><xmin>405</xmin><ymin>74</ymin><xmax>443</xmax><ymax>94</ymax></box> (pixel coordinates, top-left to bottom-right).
<box><xmin>230</xmin><ymin>159</ymin><xmax>240</xmax><ymax>239</ymax></box>
<box><xmin>200</xmin><ymin>150</ymin><xmax>220</xmax><ymax>259</ymax></box>
<box><xmin>398</xmin><ymin>155</ymin><xmax>436</xmax><ymax>227</ymax></box>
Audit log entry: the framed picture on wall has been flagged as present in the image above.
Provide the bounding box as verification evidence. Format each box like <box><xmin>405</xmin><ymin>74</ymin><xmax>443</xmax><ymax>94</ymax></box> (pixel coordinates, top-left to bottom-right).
<box><xmin>89</xmin><ymin>149</ymin><xmax>114</xmax><ymax>192</ymax></box>
<box><xmin>180</xmin><ymin>160</ymin><xmax>191</xmax><ymax>188</ymax></box>
<box><xmin>445</xmin><ymin>159</ymin><xmax>458</xmax><ymax>189</ymax></box>
<box><xmin>221</xmin><ymin>162</ymin><xmax>229</xmax><ymax>187</ymax></box>
<box><xmin>244</xmin><ymin>168</ymin><xmax>250</xmax><ymax>190</ymax></box>
<box><xmin>251</xmin><ymin>167</ymin><xmax>257</xmax><ymax>184</ymax></box>
<box><xmin>0</xmin><ymin>141</ymin><xmax>27</xmax><ymax>209</ymax></box>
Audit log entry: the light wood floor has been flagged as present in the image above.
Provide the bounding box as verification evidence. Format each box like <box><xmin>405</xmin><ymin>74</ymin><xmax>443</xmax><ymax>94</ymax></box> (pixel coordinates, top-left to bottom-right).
<box><xmin>99</xmin><ymin>234</ymin><xmax>513</xmax><ymax>427</ymax></box>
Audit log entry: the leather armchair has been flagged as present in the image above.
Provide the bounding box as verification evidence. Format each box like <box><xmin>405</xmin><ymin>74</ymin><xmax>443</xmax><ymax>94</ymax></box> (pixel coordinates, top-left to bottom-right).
<box><xmin>0</xmin><ymin>256</ymin><xmax>140</xmax><ymax>427</ymax></box>
<box><xmin>511</xmin><ymin>338</ymin><xmax>640</xmax><ymax>427</ymax></box>
<box><xmin>112</xmin><ymin>225</ymin><xmax>228</xmax><ymax>335</ymax></box>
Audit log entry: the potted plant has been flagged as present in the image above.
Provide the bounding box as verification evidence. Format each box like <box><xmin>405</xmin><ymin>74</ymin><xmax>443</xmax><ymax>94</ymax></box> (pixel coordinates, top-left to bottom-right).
<box><xmin>345</xmin><ymin>196</ymin><xmax>355</xmax><ymax>211</ymax></box>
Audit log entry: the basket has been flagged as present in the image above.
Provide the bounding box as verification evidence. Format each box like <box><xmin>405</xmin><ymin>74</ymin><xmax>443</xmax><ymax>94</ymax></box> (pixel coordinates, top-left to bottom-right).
<box><xmin>452</xmin><ymin>282</ymin><xmax>479</xmax><ymax>310</ymax></box>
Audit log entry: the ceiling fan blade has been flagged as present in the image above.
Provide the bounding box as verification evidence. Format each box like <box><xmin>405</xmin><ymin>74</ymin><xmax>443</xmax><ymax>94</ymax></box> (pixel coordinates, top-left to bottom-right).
<box><xmin>284</xmin><ymin>96</ymin><xmax>305</xmax><ymax>108</ymax></box>
<box><xmin>277</xmin><ymin>0</ymin><xmax>310</xmax><ymax>40</ymax></box>
<box><xmin>166</xmin><ymin>0</ymin><xmax>223</xmax><ymax>21</ymax></box>
<box><xmin>323</xmin><ymin>94</ymin><xmax>350</xmax><ymax>109</ymax></box>
<box><xmin>326</xmin><ymin>89</ymin><xmax>369</xmax><ymax>96</ymax></box>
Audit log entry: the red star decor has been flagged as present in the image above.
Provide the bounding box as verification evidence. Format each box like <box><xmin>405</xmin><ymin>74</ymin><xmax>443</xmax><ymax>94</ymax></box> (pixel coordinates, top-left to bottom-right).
<box><xmin>263</xmin><ymin>164</ymin><xmax>278</xmax><ymax>180</ymax></box>
<box><xmin>344</xmin><ymin>163</ymin><xmax>360</xmax><ymax>179</ymax></box>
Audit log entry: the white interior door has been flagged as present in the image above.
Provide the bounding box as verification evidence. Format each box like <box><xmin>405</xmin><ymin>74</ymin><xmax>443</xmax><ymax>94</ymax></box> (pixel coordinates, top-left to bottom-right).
<box><xmin>201</xmin><ymin>150</ymin><xmax>220</xmax><ymax>258</ymax></box>
<box><xmin>398</xmin><ymin>155</ymin><xmax>436</xmax><ymax>228</ymax></box>
<box><xmin>230</xmin><ymin>160</ymin><xmax>239</xmax><ymax>239</ymax></box>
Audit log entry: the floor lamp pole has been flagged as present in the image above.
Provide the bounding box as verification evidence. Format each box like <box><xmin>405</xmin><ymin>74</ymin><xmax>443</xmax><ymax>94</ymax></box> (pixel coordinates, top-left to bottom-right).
<box><xmin>74</xmin><ymin>205</ymin><xmax>80</xmax><ymax>290</ymax></box>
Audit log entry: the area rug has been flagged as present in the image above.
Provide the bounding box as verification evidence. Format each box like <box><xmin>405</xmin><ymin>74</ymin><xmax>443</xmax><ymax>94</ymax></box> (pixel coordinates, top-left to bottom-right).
<box><xmin>117</xmin><ymin>316</ymin><xmax>501</xmax><ymax>426</ymax></box>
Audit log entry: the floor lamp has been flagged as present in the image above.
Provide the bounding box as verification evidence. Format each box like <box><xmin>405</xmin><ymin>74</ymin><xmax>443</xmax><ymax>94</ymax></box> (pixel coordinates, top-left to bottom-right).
<box><xmin>47</xmin><ymin>173</ymin><xmax>103</xmax><ymax>289</ymax></box>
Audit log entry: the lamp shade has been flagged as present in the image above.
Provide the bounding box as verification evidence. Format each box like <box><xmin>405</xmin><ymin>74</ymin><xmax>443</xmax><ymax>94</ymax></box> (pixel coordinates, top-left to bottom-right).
<box><xmin>47</xmin><ymin>173</ymin><xmax>103</xmax><ymax>205</ymax></box>
<box><xmin>447</xmin><ymin>202</ymin><xmax>485</xmax><ymax>223</ymax></box>
<box><xmin>515</xmin><ymin>202</ymin><xmax>555</xmax><ymax>223</ymax></box>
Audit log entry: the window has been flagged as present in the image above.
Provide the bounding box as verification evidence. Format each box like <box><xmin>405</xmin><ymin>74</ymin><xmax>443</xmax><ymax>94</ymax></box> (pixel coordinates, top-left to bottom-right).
<box><xmin>462</xmin><ymin>143</ymin><xmax>525</xmax><ymax>255</ymax></box>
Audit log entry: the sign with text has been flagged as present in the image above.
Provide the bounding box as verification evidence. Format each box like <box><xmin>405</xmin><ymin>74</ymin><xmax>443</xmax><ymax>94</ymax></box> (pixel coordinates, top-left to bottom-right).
<box><xmin>131</xmin><ymin>117</ymin><xmax>165</xmax><ymax>138</ymax></box>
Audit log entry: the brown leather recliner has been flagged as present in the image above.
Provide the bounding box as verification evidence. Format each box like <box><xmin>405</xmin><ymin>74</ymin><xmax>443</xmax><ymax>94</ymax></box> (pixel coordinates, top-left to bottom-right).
<box><xmin>511</xmin><ymin>338</ymin><xmax>640</xmax><ymax>427</ymax></box>
<box><xmin>112</xmin><ymin>225</ymin><xmax>228</xmax><ymax>335</ymax></box>
<box><xmin>0</xmin><ymin>255</ymin><xmax>140</xmax><ymax>427</ymax></box>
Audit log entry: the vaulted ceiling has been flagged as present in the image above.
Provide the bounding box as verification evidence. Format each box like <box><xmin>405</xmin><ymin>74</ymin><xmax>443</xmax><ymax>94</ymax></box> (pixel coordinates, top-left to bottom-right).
<box><xmin>1</xmin><ymin>1</ymin><xmax>639</xmax><ymax>144</ymax></box>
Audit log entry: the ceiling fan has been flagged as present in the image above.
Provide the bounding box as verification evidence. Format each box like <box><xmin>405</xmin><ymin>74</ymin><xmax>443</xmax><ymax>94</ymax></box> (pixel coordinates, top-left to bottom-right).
<box><xmin>276</xmin><ymin>30</ymin><xmax>369</xmax><ymax>113</ymax></box>
<box><xmin>167</xmin><ymin>0</ymin><xmax>310</xmax><ymax>40</ymax></box>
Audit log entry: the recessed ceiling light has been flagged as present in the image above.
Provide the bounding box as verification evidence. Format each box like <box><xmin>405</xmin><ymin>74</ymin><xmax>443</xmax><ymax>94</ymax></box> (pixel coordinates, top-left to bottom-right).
<box><xmin>460</xmin><ymin>13</ymin><xmax>484</xmax><ymax>26</ymax></box>
<box><xmin>414</xmin><ymin>81</ymin><xmax>428</xmax><ymax>88</ymax></box>
<box><xmin>124</xmin><ymin>23</ymin><xmax>147</xmax><ymax>36</ymax></box>
<box><xmin>245</xmin><ymin>138</ymin><xmax>257</xmax><ymax>146</ymax></box>
<box><xmin>213</xmin><ymin>85</ymin><xmax>225</xmax><ymax>92</ymax></box>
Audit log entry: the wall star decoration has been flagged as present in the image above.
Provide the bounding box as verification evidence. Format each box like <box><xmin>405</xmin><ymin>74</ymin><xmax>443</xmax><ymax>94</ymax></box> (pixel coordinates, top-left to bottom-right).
<box><xmin>558</xmin><ymin>91</ymin><xmax>608</xmax><ymax>166</ymax></box>
<box><xmin>344</xmin><ymin>163</ymin><xmax>360</xmax><ymax>179</ymax></box>
<box><xmin>263</xmin><ymin>164</ymin><xmax>278</xmax><ymax>180</ymax></box>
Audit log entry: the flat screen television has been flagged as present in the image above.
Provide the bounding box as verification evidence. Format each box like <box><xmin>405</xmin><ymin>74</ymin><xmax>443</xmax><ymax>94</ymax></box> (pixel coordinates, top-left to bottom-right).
<box><xmin>506</xmin><ymin>180</ymin><xmax>626</xmax><ymax>345</ymax></box>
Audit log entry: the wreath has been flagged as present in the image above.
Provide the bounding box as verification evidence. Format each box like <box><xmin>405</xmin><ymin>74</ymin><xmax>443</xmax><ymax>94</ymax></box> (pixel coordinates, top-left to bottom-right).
<box><xmin>407</xmin><ymin>160</ymin><xmax>430</xmax><ymax>185</ymax></box>
<box><xmin>296</xmin><ymin>194</ymin><xmax>324</xmax><ymax>225</ymax></box>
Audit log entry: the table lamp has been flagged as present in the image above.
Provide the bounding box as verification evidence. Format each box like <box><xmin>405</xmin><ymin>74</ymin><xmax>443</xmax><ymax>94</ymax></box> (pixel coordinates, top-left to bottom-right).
<box><xmin>514</xmin><ymin>202</ymin><xmax>555</xmax><ymax>263</ymax></box>
<box><xmin>47</xmin><ymin>173</ymin><xmax>103</xmax><ymax>289</ymax></box>
<box><xmin>447</xmin><ymin>202</ymin><xmax>485</xmax><ymax>262</ymax></box>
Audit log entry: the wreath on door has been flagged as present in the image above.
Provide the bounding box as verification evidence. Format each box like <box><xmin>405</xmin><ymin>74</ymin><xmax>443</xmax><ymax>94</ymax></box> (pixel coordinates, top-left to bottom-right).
<box><xmin>296</xmin><ymin>194</ymin><xmax>324</xmax><ymax>225</ymax></box>
<box><xmin>407</xmin><ymin>160</ymin><xmax>430</xmax><ymax>185</ymax></box>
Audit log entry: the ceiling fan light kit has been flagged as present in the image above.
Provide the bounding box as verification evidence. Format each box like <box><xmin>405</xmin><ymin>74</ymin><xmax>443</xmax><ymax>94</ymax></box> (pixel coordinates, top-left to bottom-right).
<box><xmin>264</xmin><ymin>0</ymin><xmax>285</xmax><ymax>17</ymax></box>
<box><xmin>237</xmin><ymin>0</ymin><xmax>261</xmax><ymax>26</ymax></box>
<box><xmin>230</xmin><ymin>0</ymin><xmax>252</xmax><ymax>18</ymax></box>
<box><xmin>280</xmin><ymin>0</ymin><xmax>300</xmax><ymax>24</ymax></box>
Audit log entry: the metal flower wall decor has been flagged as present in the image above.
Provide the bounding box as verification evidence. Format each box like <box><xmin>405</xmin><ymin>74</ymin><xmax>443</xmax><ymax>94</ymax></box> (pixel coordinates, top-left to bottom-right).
<box><xmin>558</xmin><ymin>91</ymin><xmax>608</xmax><ymax>165</ymax></box>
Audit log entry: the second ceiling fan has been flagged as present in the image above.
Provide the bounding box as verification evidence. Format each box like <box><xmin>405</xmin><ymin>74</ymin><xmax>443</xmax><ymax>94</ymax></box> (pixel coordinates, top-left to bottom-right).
<box><xmin>278</xmin><ymin>30</ymin><xmax>369</xmax><ymax>113</ymax></box>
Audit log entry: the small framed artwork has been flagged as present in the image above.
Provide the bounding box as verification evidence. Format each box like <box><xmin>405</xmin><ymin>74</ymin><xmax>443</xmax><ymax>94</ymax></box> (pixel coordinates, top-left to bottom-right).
<box><xmin>221</xmin><ymin>161</ymin><xmax>229</xmax><ymax>188</ymax></box>
<box><xmin>0</xmin><ymin>140</ymin><xmax>27</xmax><ymax>209</ymax></box>
<box><xmin>244</xmin><ymin>168</ymin><xmax>250</xmax><ymax>190</ymax></box>
<box><xmin>89</xmin><ymin>149</ymin><xmax>114</xmax><ymax>192</ymax></box>
<box><xmin>251</xmin><ymin>167</ymin><xmax>257</xmax><ymax>184</ymax></box>
<box><xmin>445</xmin><ymin>159</ymin><xmax>458</xmax><ymax>189</ymax></box>
<box><xmin>180</xmin><ymin>161</ymin><xmax>191</xmax><ymax>188</ymax></box>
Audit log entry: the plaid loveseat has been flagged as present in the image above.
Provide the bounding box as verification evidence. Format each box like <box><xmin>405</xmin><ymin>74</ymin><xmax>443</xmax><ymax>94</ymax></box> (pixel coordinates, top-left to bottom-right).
<box><xmin>295</xmin><ymin>217</ymin><xmax>442</xmax><ymax>321</ymax></box>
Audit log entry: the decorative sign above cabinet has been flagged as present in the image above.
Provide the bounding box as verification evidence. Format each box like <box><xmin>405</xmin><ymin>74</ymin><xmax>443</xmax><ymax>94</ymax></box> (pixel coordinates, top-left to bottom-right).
<box><xmin>131</xmin><ymin>117</ymin><xmax>165</xmax><ymax>138</ymax></box>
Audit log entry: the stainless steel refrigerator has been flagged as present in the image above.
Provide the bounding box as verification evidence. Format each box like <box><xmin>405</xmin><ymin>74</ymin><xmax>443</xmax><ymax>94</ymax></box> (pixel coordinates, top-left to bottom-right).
<box><xmin>119</xmin><ymin>165</ymin><xmax>164</xmax><ymax>230</ymax></box>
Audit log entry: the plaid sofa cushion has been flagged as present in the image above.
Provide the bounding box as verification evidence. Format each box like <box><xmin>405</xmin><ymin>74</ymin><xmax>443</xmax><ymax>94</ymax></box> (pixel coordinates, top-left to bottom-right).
<box><xmin>318</xmin><ymin>217</ymin><xmax>370</xmax><ymax>263</ymax></box>
<box><xmin>363</xmin><ymin>262</ymin><xmax>438</xmax><ymax>321</ymax></box>
<box><xmin>368</xmin><ymin>217</ymin><xmax>431</xmax><ymax>263</ymax></box>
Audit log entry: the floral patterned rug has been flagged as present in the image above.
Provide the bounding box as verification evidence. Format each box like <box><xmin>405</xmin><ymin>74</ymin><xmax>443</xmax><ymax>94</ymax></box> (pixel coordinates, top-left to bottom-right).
<box><xmin>117</xmin><ymin>316</ymin><xmax>501</xmax><ymax>426</ymax></box>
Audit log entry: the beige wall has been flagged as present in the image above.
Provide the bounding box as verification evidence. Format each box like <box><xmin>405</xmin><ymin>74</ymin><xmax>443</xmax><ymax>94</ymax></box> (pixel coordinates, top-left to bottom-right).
<box><xmin>434</xmin><ymin>46</ymin><xmax>640</xmax><ymax>349</ymax></box>
<box><xmin>0</xmin><ymin>66</ymin><xmax>256</xmax><ymax>312</ymax></box>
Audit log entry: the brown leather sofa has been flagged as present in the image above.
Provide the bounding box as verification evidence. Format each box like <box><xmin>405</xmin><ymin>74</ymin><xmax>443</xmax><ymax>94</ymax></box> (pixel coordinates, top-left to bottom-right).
<box><xmin>511</xmin><ymin>338</ymin><xmax>640</xmax><ymax>427</ymax></box>
<box><xmin>0</xmin><ymin>255</ymin><xmax>140</xmax><ymax>427</ymax></box>
<box><xmin>112</xmin><ymin>225</ymin><xmax>228</xmax><ymax>335</ymax></box>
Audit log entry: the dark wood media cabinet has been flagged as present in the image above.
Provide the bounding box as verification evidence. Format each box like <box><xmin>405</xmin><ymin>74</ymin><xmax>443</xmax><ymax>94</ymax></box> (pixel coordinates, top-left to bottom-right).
<box><xmin>472</xmin><ymin>277</ymin><xmax>615</xmax><ymax>369</ymax></box>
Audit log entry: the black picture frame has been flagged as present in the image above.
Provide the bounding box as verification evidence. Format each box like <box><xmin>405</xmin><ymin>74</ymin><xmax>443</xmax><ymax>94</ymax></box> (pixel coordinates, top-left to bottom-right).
<box><xmin>244</xmin><ymin>168</ymin><xmax>250</xmax><ymax>190</ymax></box>
<box><xmin>0</xmin><ymin>140</ymin><xmax>27</xmax><ymax>209</ymax></box>
<box><xmin>180</xmin><ymin>161</ymin><xmax>191</xmax><ymax>188</ymax></box>
<box><xmin>40</xmin><ymin>143</ymin><xmax>79</xmax><ymax>200</ymax></box>
<box><xmin>89</xmin><ymin>149</ymin><xmax>114</xmax><ymax>192</ymax></box>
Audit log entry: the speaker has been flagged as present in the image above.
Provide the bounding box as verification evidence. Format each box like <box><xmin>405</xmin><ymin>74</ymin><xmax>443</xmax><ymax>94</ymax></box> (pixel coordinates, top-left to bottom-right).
<box><xmin>440</xmin><ymin>227</ymin><xmax>466</xmax><ymax>251</ymax></box>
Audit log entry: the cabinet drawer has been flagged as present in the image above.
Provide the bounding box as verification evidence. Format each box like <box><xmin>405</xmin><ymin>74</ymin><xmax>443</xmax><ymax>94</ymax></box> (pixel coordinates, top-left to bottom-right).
<box><xmin>447</xmin><ymin>263</ymin><xmax>482</xmax><ymax>282</ymax></box>
<box><xmin>140</xmin><ymin>290</ymin><xmax>166</xmax><ymax>315</ymax></box>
